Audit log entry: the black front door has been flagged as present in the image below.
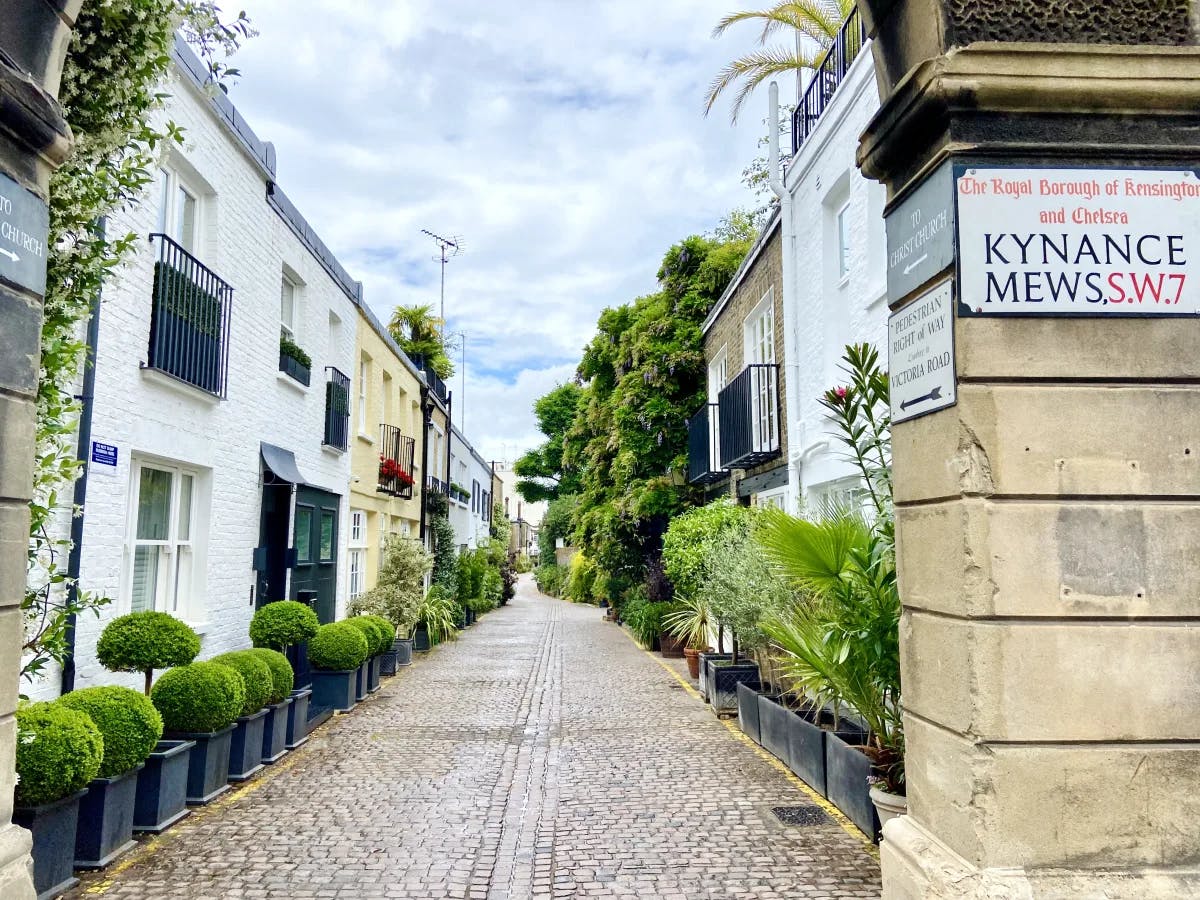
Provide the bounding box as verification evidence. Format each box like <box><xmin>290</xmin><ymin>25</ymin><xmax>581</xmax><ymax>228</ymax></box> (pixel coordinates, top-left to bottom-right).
<box><xmin>290</xmin><ymin>485</ymin><xmax>340</xmax><ymax>624</ymax></box>
<box><xmin>256</xmin><ymin>482</ymin><xmax>292</xmax><ymax>607</ymax></box>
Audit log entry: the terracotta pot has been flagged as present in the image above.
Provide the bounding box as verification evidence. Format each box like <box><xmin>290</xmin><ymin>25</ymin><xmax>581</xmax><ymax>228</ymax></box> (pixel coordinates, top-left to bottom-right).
<box><xmin>683</xmin><ymin>647</ymin><xmax>701</xmax><ymax>679</ymax></box>
<box><xmin>659</xmin><ymin>633</ymin><xmax>684</xmax><ymax>659</ymax></box>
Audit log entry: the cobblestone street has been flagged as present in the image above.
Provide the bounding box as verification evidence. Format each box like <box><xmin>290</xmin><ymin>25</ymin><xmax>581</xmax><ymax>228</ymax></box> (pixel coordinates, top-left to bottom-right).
<box><xmin>73</xmin><ymin>577</ymin><xmax>880</xmax><ymax>899</ymax></box>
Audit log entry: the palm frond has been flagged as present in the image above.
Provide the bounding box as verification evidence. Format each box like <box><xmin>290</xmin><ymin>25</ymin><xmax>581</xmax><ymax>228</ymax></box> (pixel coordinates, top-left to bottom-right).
<box><xmin>703</xmin><ymin>45</ymin><xmax>823</xmax><ymax>122</ymax></box>
<box><xmin>755</xmin><ymin>506</ymin><xmax>869</xmax><ymax>595</ymax></box>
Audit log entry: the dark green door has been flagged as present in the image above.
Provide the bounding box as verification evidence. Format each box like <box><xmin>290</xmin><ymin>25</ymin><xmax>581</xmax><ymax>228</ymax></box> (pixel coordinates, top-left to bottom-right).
<box><xmin>290</xmin><ymin>485</ymin><xmax>340</xmax><ymax>624</ymax></box>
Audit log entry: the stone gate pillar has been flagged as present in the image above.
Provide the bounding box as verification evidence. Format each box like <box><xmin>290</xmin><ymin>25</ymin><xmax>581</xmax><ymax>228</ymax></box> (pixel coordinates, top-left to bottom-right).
<box><xmin>857</xmin><ymin>2</ymin><xmax>1200</xmax><ymax>897</ymax></box>
<box><xmin>0</xmin><ymin>2</ymin><xmax>81</xmax><ymax>897</ymax></box>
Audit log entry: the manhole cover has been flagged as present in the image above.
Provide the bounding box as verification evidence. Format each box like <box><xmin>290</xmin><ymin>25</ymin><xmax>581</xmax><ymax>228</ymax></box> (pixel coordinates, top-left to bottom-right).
<box><xmin>771</xmin><ymin>806</ymin><xmax>830</xmax><ymax>826</ymax></box>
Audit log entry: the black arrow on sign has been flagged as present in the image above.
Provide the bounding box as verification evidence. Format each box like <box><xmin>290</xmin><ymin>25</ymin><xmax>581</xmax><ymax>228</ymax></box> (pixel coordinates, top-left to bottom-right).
<box><xmin>899</xmin><ymin>385</ymin><xmax>942</xmax><ymax>411</ymax></box>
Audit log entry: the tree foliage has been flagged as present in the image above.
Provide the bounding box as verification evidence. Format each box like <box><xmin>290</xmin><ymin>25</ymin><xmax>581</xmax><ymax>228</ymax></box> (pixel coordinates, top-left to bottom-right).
<box><xmin>514</xmin><ymin>383</ymin><xmax>584</xmax><ymax>502</ymax></box>
<box><xmin>388</xmin><ymin>303</ymin><xmax>453</xmax><ymax>379</ymax></box>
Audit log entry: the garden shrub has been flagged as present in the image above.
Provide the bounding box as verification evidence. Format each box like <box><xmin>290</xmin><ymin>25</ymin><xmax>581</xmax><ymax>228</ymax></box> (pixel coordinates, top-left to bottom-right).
<box><xmin>211</xmin><ymin>651</ymin><xmax>272</xmax><ymax>716</ymax></box>
<box><xmin>565</xmin><ymin>553</ymin><xmax>597</xmax><ymax>604</ymax></box>
<box><xmin>151</xmin><ymin>662</ymin><xmax>245</xmax><ymax>734</ymax></box>
<box><xmin>307</xmin><ymin>622</ymin><xmax>370</xmax><ymax>671</ymax></box>
<box><xmin>15</xmin><ymin>701</ymin><xmax>104</xmax><ymax>806</ymax></box>
<box><xmin>482</xmin><ymin>569</ymin><xmax>503</xmax><ymax>607</ymax></box>
<box><xmin>348</xmin><ymin>535</ymin><xmax>430</xmax><ymax>636</ymax></box>
<box><xmin>246</xmin><ymin>648</ymin><xmax>294</xmax><ymax>704</ymax></box>
<box><xmin>456</xmin><ymin>548</ymin><xmax>488</xmax><ymax>603</ymax></box>
<box><xmin>249</xmin><ymin>600</ymin><xmax>319</xmax><ymax>651</ymax></box>
<box><xmin>416</xmin><ymin>585</ymin><xmax>459</xmax><ymax>645</ymax></box>
<box><xmin>466</xmin><ymin>593</ymin><xmax>496</xmax><ymax>615</ymax></box>
<box><xmin>621</xmin><ymin>588</ymin><xmax>671</xmax><ymax>649</ymax></box>
<box><xmin>364</xmin><ymin>615</ymin><xmax>396</xmax><ymax>650</ymax></box>
<box><xmin>57</xmin><ymin>685</ymin><xmax>163</xmax><ymax>778</ymax></box>
<box><xmin>534</xmin><ymin>563</ymin><xmax>567</xmax><ymax>597</ymax></box>
<box><xmin>345</xmin><ymin>617</ymin><xmax>385</xmax><ymax>657</ymax></box>
<box><xmin>96</xmin><ymin>611</ymin><xmax>201</xmax><ymax>694</ymax></box>
<box><xmin>514</xmin><ymin>552</ymin><xmax>532</xmax><ymax>573</ymax></box>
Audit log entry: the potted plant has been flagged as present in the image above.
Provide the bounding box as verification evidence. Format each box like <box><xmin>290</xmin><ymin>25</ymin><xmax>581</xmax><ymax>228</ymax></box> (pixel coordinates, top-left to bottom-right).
<box><xmin>663</xmin><ymin>595</ymin><xmax>712</xmax><ymax>679</ymax></box>
<box><xmin>307</xmin><ymin>621</ymin><xmax>371</xmax><ymax>712</ymax></box>
<box><xmin>13</xmin><ymin>701</ymin><xmax>103</xmax><ymax>898</ymax></box>
<box><xmin>96</xmin><ymin>610</ymin><xmax>201</xmax><ymax>696</ymax></box>
<box><xmin>211</xmin><ymin>651</ymin><xmax>273</xmax><ymax>781</ymax></box>
<box><xmin>132</xmin><ymin>736</ymin><xmax>193</xmax><ymax>834</ymax></box>
<box><xmin>349</xmin><ymin>535</ymin><xmax>429</xmax><ymax>669</ymax></box>
<box><xmin>413</xmin><ymin>584</ymin><xmax>458</xmax><ymax>651</ymax></box>
<box><xmin>363</xmin><ymin>616</ymin><xmax>396</xmax><ymax>687</ymax></box>
<box><xmin>151</xmin><ymin>661</ymin><xmax>245</xmax><ymax>805</ymax></box>
<box><xmin>344</xmin><ymin>616</ymin><xmax>385</xmax><ymax>696</ymax></box>
<box><xmin>247</xmin><ymin>648</ymin><xmax>294</xmax><ymax>764</ymax></box>
<box><xmin>250</xmin><ymin>600</ymin><xmax>319</xmax><ymax>747</ymax></box>
<box><xmin>57</xmin><ymin>686</ymin><xmax>162</xmax><ymax>868</ymax></box>
<box><xmin>279</xmin><ymin>333</ymin><xmax>312</xmax><ymax>385</ymax></box>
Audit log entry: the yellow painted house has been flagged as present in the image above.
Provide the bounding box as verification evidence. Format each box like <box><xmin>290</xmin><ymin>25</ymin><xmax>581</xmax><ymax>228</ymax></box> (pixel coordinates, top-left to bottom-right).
<box><xmin>347</xmin><ymin>306</ymin><xmax>426</xmax><ymax>602</ymax></box>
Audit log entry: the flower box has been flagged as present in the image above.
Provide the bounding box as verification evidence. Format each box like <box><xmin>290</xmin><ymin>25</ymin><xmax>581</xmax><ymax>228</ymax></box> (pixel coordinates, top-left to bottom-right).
<box><xmin>14</xmin><ymin>789</ymin><xmax>88</xmax><ymax>899</ymax></box>
<box><xmin>311</xmin><ymin>669</ymin><xmax>357</xmax><ymax>713</ymax></box>
<box><xmin>824</xmin><ymin>724</ymin><xmax>880</xmax><ymax>841</ymax></box>
<box><xmin>697</xmin><ymin>652</ymin><xmax>731</xmax><ymax>703</ymax></box>
<box><xmin>164</xmin><ymin>724</ymin><xmax>235</xmax><ymax>805</ymax></box>
<box><xmin>285</xmin><ymin>688</ymin><xmax>312</xmax><ymax>749</ymax></box>
<box><xmin>757</xmin><ymin>693</ymin><xmax>791</xmax><ymax>763</ymax></box>
<box><xmin>786</xmin><ymin>706</ymin><xmax>828</xmax><ymax>797</ymax></box>
<box><xmin>367</xmin><ymin>655</ymin><xmax>382</xmax><ymax>692</ymax></box>
<box><xmin>736</xmin><ymin>681</ymin><xmax>762</xmax><ymax>743</ymax></box>
<box><xmin>134</xmin><ymin>740</ymin><xmax>194</xmax><ymax>833</ymax></box>
<box><xmin>74</xmin><ymin>764</ymin><xmax>143</xmax><ymax>868</ymax></box>
<box><xmin>279</xmin><ymin>351</ymin><xmax>311</xmax><ymax>386</ymax></box>
<box><xmin>261</xmin><ymin>697</ymin><xmax>293</xmax><ymax>764</ymax></box>
<box><xmin>227</xmin><ymin>708</ymin><xmax>268</xmax><ymax>782</ymax></box>
<box><xmin>355</xmin><ymin>661</ymin><xmax>369</xmax><ymax>701</ymax></box>
<box><xmin>709</xmin><ymin>660</ymin><xmax>759</xmax><ymax>716</ymax></box>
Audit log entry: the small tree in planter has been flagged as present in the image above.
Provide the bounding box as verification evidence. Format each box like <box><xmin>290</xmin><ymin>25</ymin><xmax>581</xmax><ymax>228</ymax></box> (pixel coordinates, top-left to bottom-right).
<box><xmin>13</xmin><ymin>701</ymin><xmax>104</xmax><ymax>897</ymax></box>
<box><xmin>250</xmin><ymin>600</ymin><xmax>319</xmax><ymax>745</ymax></box>
<box><xmin>57</xmin><ymin>686</ymin><xmax>163</xmax><ymax>867</ymax></box>
<box><xmin>96</xmin><ymin>611</ymin><xmax>201</xmax><ymax>695</ymax></box>
<box><xmin>247</xmin><ymin>648</ymin><xmax>295</xmax><ymax>764</ymax></box>
<box><xmin>344</xmin><ymin>617</ymin><xmax>386</xmax><ymax>697</ymax></box>
<box><xmin>211</xmin><ymin>651</ymin><xmax>273</xmax><ymax>781</ymax></box>
<box><xmin>150</xmin><ymin>662</ymin><xmax>245</xmax><ymax>805</ymax></box>
<box><xmin>349</xmin><ymin>536</ymin><xmax>430</xmax><ymax>667</ymax></box>
<box><xmin>307</xmin><ymin>621</ymin><xmax>370</xmax><ymax>712</ymax></box>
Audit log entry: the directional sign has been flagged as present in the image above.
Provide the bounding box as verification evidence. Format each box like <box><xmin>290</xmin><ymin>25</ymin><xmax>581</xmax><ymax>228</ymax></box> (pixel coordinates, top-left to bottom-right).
<box><xmin>0</xmin><ymin>171</ymin><xmax>49</xmax><ymax>295</ymax></box>
<box><xmin>886</xmin><ymin>161</ymin><xmax>955</xmax><ymax>302</ymax></box>
<box><xmin>888</xmin><ymin>279</ymin><xmax>956</xmax><ymax>424</ymax></box>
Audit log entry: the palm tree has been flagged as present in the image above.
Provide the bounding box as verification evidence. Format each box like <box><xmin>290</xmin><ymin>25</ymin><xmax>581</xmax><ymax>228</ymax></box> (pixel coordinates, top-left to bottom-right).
<box><xmin>704</xmin><ymin>0</ymin><xmax>855</xmax><ymax>122</ymax></box>
<box><xmin>388</xmin><ymin>303</ymin><xmax>454</xmax><ymax>379</ymax></box>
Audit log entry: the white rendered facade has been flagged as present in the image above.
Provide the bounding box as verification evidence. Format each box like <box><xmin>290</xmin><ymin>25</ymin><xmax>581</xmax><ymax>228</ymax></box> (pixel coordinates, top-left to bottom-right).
<box><xmin>448</xmin><ymin>426</ymin><xmax>494</xmax><ymax>551</ymax></box>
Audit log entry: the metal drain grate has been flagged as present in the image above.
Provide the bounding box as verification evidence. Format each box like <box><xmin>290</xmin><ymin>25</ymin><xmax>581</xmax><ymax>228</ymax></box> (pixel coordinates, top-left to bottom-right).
<box><xmin>771</xmin><ymin>805</ymin><xmax>831</xmax><ymax>826</ymax></box>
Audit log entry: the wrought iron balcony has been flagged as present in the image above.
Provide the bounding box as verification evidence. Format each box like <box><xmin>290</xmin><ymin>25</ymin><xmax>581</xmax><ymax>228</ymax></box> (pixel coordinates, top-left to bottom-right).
<box><xmin>791</xmin><ymin>6</ymin><xmax>867</xmax><ymax>154</ymax></box>
<box><xmin>411</xmin><ymin>353</ymin><xmax>449</xmax><ymax>403</ymax></box>
<box><xmin>323</xmin><ymin>367</ymin><xmax>350</xmax><ymax>451</ymax></box>
<box><xmin>718</xmin><ymin>364</ymin><xmax>781</xmax><ymax>470</ymax></box>
<box><xmin>687</xmin><ymin>403</ymin><xmax>725</xmax><ymax>485</ymax></box>
<box><xmin>378</xmin><ymin>424</ymin><xmax>416</xmax><ymax>498</ymax></box>
<box><xmin>147</xmin><ymin>234</ymin><xmax>233</xmax><ymax>397</ymax></box>
<box><xmin>426</xmin><ymin>475</ymin><xmax>449</xmax><ymax>496</ymax></box>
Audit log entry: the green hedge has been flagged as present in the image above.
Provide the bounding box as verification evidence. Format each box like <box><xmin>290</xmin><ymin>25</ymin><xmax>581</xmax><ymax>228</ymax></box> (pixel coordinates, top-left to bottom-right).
<box><xmin>15</xmin><ymin>701</ymin><xmax>104</xmax><ymax>807</ymax></box>
<box><xmin>250</xmin><ymin>601</ymin><xmax>320</xmax><ymax>650</ymax></box>
<box><xmin>211</xmin><ymin>651</ymin><xmax>272</xmax><ymax>716</ymax></box>
<box><xmin>58</xmin><ymin>686</ymin><xmax>163</xmax><ymax>779</ymax></box>
<box><xmin>308</xmin><ymin>622</ymin><xmax>370</xmax><ymax>671</ymax></box>
<box><xmin>279</xmin><ymin>334</ymin><xmax>311</xmax><ymax>369</ymax></box>
<box><xmin>96</xmin><ymin>611</ymin><xmax>201</xmax><ymax>691</ymax></box>
<box><xmin>363</xmin><ymin>616</ymin><xmax>396</xmax><ymax>653</ymax></box>
<box><xmin>151</xmin><ymin>662</ymin><xmax>245</xmax><ymax>734</ymax></box>
<box><xmin>246</xmin><ymin>648</ymin><xmax>294</xmax><ymax>704</ymax></box>
<box><xmin>345</xmin><ymin>617</ymin><xmax>385</xmax><ymax>657</ymax></box>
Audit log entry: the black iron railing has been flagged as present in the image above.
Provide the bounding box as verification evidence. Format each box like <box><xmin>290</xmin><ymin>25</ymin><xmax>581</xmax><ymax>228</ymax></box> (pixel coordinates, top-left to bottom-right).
<box><xmin>791</xmin><ymin>7</ymin><xmax>867</xmax><ymax>154</ymax></box>
<box><xmin>426</xmin><ymin>475</ymin><xmax>449</xmax><ymax>496</ymax></box>
<box><xmin>323</xmin><ymin>367</ymin><xmax>350</xmax><ymax>450</ymax></box>
<box><xmin>687</xmin><ymin>403</ymin><xmax>725</xmax><ymax>485</ymax></box>
<box><xmin>147</xmin><ymin>234</ymin><xmax>233</xmax><ymax>397</ymax></box>
<box><xmin>378</xmin><ymin>424</ymin><xmax>416</xmax><ymax>498</ymax></box>
<box><xmin>411</xmin><ymin>353</ymin><xmax>449</xmax><ymax>402</ymax></box>
<box><xmin>718</xmin><ymin>364</ymin><xmax>781</xmax><ymax>470</ymax></box>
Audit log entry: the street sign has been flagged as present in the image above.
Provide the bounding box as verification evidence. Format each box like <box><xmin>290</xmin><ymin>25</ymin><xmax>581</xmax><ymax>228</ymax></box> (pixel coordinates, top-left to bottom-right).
<box><xmin>0</xmin><ymin>172</ymin><xmax>49</xmax><ymax>296</ymax></box>
<box><xmin>889</xmin><ymin>280</ymin><xmax>956</xmax><ymax>424</ymax></box>
<box><xmin>957</xmin><ymin>166</ymin><xmax>1200</xmax><ymax>316</ymax></box>
<box><xmin>886</xmin><ymin>160</ymin><xmax>955</xmax><ymax>302</ymax></box>
<box><xmin>90</xmin><ymin>441</ymin><xmax>118</xmax><ymax>475</ymax></box>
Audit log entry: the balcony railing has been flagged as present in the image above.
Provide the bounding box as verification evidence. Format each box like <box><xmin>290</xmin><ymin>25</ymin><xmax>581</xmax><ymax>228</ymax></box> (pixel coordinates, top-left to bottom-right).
<box><xmin>323</xmin><ymin>367</ymin><xmax>350</xmax><ymax>450</ymax></box>
<box><xmin>147</xmin><ymin>234</ymin><xmax>233</xmax><ymax>398</ymax></box>
<box><xmin>687</xmin><ymin>404</ymin><xmax>725</xmax><ymax>485</ymax></box>
<box><xmin>411</xmin><ymin>353</ymin><xmax>449</xmax><ymax>403</ymax></box>
<box><xmin>378</xmin><ymin>424</ymin><xmax>416</xmax><ymax>498</ymax></box>
<box><xmin>791</xmin><ymin>6</ymin><xmax>867</xmax><ymax>154</ymax></box>
<box><xmin>718</xmin><ymin>364</ymin><xmax>781</xmax><ymax>470</ymax></box>
<box><xmin>426</xmin><ymin>475</ymin><xmax>449</xmax><ymax>496</ymax></box>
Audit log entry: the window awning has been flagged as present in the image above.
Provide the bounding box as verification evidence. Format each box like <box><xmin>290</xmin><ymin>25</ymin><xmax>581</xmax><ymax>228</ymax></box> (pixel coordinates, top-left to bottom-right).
<box><xmin>261</xmin><ymin>442</ymin><xmax>311</xmax><ymax>487</ymax></box>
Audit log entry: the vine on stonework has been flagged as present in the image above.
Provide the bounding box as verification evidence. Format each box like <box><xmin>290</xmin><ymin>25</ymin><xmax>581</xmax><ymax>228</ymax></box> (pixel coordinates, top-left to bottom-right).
<box><xmin>24</xmin><ymin>1</ymin><xmax>252</xmax><ymax>690</ymax></box>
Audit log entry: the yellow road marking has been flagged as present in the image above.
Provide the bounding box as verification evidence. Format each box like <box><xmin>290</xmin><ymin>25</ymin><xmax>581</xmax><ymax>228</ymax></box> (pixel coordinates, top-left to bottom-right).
<box><xmin>620</xmin><ymin>626</ymin><xmax>879</xmax><ymax>857</ymax></box>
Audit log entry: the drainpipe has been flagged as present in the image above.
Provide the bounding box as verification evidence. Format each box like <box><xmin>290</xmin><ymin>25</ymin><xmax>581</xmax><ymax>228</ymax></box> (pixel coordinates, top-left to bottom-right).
<box><xmin>768</xmin><ymin>82</ymin><xmax>803</xmax><ymax>512</ymax></box>
<box><xmin>419</xmin><ymin>386</ymin><xmax>432</xmax><ymax>542</ymax></box>
<box><xmin>61</xmin><ymin>220</ymin><xmax>105</xmax><ymax>695</ymax></box>
<box><xmin>444</xmin><ymin>391</ymin><xmax>453</xmax><ymax>490</ymax></box>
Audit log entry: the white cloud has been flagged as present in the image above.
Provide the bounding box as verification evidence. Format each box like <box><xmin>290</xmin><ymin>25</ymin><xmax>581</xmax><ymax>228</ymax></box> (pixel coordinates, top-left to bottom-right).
<box><xmin>226</xmin><ymin>0</ymin><xmax>780</xmax><ymax>460</ymax></box>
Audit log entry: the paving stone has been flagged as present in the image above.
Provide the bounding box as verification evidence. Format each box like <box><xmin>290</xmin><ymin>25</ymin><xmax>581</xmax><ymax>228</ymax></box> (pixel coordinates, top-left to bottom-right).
<box><xmin>69</xmin><ymin>576</ymin><xmax>880</xmax><ymax>899</ymax></box>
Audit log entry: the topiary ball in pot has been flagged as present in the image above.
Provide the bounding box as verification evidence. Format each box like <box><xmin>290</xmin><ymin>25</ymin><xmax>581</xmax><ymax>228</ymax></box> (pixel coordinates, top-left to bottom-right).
<box><xmin>246</xmin><ymin>648</ymin><xmax>294</xmax><ymax>705</ymax></box>
<box><xmin>96</xmin><ymin>611</ymin><xmax>201</xmax><ymax>695</ymax></box>
<box><xmin>210</xmin><ymin>651</ymin><xmax>272</xmax><ymax>717</ymax></box>
<box><xmin>249</xmin><ymin>600</ymin><xmax>320</xmax><ymax>651</ymax></box>
<box><xmin>307</xmin><ymin>622</ymin><xmax>370</xmax><ymax>671</ymax></box>
<box><xmin>15</xmin><ymin>701</ymin><xmax>104</xmax><ymax>807</ymax></box>
<box><xmin>57</xmin><ymin>686</ymin><xmax>163</xmax><ymax>779</ymax></box>
<box><xmin>365</xmin><ymin>615</ymin><xmax>396</xmax><ymax>651</ymax></box>
<box><xmin>345</xmin><ymin>617</ymin><xmax>384</xmax><ymax>657</ymax></box>
<box><xmin>151</xmin><ymin>662</ymin><xmax>245</xmax><ymax>734</ymax></box>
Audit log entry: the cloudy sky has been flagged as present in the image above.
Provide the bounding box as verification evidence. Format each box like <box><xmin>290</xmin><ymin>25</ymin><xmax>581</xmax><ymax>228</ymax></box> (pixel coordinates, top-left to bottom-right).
<box><xmin>225</xmin><ymin>1</ymin><xmax>779</xmax><ymax>463</ymax></box>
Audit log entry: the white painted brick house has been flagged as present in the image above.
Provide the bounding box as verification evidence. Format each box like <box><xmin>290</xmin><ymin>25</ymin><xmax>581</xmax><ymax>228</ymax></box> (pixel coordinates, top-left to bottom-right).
<box><xmin>449</xmin><ymin>425</ymin><xmax>495</xmax><ymax>551</ymax></box>
<box><xmin>32</xmin><ymin>41</ymin><xmax>364</xmax><ymax>699</ymax></box>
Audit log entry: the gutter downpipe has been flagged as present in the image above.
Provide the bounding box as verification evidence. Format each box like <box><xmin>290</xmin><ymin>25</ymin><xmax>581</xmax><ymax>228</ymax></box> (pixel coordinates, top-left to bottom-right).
<box><xmin>419</xmin><ymin>386</ymin><xmax>433</xmax><ymax>543</ymax></box>
<box><xmin>768</xmin><ymin>82</ymin><xmax>803</xmax><ymax>513</ymax></box>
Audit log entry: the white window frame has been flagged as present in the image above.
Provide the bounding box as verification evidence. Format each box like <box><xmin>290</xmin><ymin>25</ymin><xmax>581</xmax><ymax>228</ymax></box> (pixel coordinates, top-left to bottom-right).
<box><xmin>836</xmin><ymin>201</ymin><xmax>852</xmax><ymax>281</ymax></box>
<box><xmin>124</xmin><ymin>458</ymin><xmax>201</xmax><ymax>621</ymax></box>
<box><xmin>743</xmin><ymin>291</ymin><xmax>778</xmax><ymax>454</ymax></box>
<box><xmin>280</xmin><ymin>274</ymin><xmax>298</xmax><ymax>340</ymax></box>
<box><xmin>347</xmin><ymin>509</ymin><xmax>367</xmax><ymax>601</ymax></box>
<box><xmin>156</xmin><ymin>168</ymin><xmax>204</xmax><ymax>257</ymax></box>
<box><xmin>707</xmin><ymin>346</ymin><xmax>728</xmax><ymax>471</ymax></box>
<box><xmin>358</xmin><ymin>357</ymin><xmax>370</xmax><ymax>435</ymax></box>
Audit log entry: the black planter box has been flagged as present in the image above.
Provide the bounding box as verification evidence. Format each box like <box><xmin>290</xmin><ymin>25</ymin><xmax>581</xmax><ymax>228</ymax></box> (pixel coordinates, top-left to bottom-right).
<box><xmin>786</xmin><ymin>707</ymin><xmax>828</xmax><ymax>796</ymax></box>
<box><xmin>74</xmin><ymin>764</ymin><xmax>143</xmax><ymax>868</ymax></box>
<box><xmin>367</xmin><ymin>655</ymin><xmax>382</xmax><ymax>692</ymax></box>
<box><xmin>698</xmin><ymin>652</ymin><xmax>732</xmax><ymax>703</ymax></box>
<box><xmin>287</xmin><ymin>641</ymin><xmax>312</xmax><ymax>690</ymax></box>
<box><xmin>279</xmin><ymin>351</ymin><xmax>311</xmax><ymax>385</ymax></box>
<box><xmin>148</xmin><ymin>306</ymin><xmax>223</xmax><ymax>394</ymax></box>
<box><xmin>285</xmin><ymin>688</ymin><xmax>311</xmax><ymax>749</ymax></box>
<box><xmin>394</xmin><ymin>637</ymin><xmax>414</xmax><ymax>666</ymax></box>
<box><xmin>709</xmin><ymin>662</ymin><xmax>759</xmax><ymax>716</ymax></box>
<box><xmin>228</xmin><ymin>708</ymin><xmax>268</xmax><ymax>782</ymax></box>
<box><xmin>355</xmin><ymin>661</ymin><xmax>368</xmax><ymax>701</ymax></box>
<box><xmin>15</xmin><ymin>789</ymin><xmax>88</xmax><ymax>900</ymax></box>
<box><xmin>134</xmin><ymin>740</ymin><xmax>194</xmax><ymax>833</ymax></box>
<box><xmin>164</xmin><ymin>724</ymin><xmax>234</xmax><ymax>805</ymax></box>
<box><xmin>380</xmin><ymin>648</ymin><xmax>400</xmax><ymax>676</ymax></box>
<box><xmin>413</xmin><ymin>624</ymin><xmax>431</xmax><ymax>652</ymax></box>
<box><xmin>736</xmin><ymin>682</ymin><xmax>762</xmax><ymax>743</ymax></box>
<box><xmin>311</xmin><ymin>668</ymin><xmax>357</xmax><ymax>713</ymax></box>
<box><xmin>825</xmin><ymin>727</ymin><xmax>880</xmax><ymax>841</ymax></box>
<box><xmin>757</xmin><ymin>694</ymin><xmax>791</xmax><ymax>763</ymax></box>
<box><xmin>261</xmin><ymin>698</ymin><xmax>292</xmax><ymax>764</ymax></box>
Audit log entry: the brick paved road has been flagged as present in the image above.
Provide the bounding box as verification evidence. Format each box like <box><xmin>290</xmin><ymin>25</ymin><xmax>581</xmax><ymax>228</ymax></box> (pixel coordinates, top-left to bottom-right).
<box><xmin>73</xmin><ymin>576</ymin><xmax>881</xmax><ymax>899</ymax></box>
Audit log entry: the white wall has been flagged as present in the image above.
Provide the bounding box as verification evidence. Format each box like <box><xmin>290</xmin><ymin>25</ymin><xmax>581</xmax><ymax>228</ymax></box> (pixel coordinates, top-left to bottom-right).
<box><xmin>449</xmin><ymin>428</ymin><xmax>495</xmax><ymax>550</ymax></box>
<box><xmin>781</xmin><ymin>48</ymin><xmax>888</xmax><ymax>513</ymax></box>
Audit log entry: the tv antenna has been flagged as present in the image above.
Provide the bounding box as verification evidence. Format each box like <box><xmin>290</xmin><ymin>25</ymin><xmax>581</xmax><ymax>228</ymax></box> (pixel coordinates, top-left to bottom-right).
<box><xmin>421</xmin><ymin>229</ymin><xmax>464</xmax><ymax>335</ymax></box>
